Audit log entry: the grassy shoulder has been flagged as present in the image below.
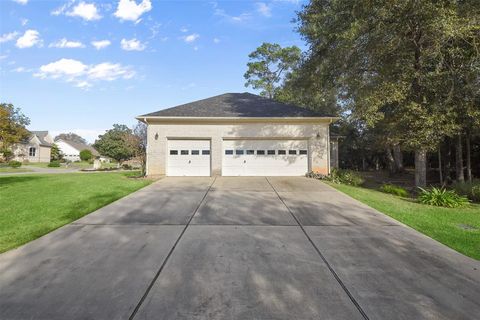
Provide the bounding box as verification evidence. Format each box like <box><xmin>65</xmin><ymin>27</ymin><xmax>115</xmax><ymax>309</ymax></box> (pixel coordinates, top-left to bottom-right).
<box><xmin>0</xmin><ymin>167</ymin><xmax>33</xmax><ymax>173</ymax></box>
<box><xmin>0</xmin><ymin>172</ymin><xmax>152</xmax><ymax>253</ymax></box>
<box><xmin>327</xmin><ymin>182</ymin><xmax>480</xmax><ymax>260</ymax></box>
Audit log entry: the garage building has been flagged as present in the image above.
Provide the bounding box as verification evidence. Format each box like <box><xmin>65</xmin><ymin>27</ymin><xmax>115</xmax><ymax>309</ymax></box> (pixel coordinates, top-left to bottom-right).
<box><xmin>138</xmin><ymin>93</ymin><xmax>337</xmax><ymax>177</ymax></box>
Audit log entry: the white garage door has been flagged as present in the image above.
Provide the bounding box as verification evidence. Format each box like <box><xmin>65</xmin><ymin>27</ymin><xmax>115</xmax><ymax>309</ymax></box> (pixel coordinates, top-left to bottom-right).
<box><xmin>222</xmin><ymin>140</ymin><xmax>308</xmax><ymax>176</ymax></box>
<box><xmin>167</xmin><ymin>140</ymin><xmax>211</xmax><ymax>176</ymax></box>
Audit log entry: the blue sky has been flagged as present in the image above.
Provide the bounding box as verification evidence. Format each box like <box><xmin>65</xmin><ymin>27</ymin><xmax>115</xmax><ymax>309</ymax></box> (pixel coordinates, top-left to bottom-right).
<box><xmin>0</xmin><ymin>0</ymin><xmax>306</xmax><ymax>142</ymax></box>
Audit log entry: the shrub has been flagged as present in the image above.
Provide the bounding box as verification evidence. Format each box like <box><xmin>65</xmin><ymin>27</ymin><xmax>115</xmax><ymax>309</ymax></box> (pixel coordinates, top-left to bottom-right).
<box><xmin>306</xmin><ymin>168</ymin><xmax>364</xmax><ymax>186</ymax></box>
<box><xmin>452</xmin><ymin>180</ymin><xmax>480</xmax><ymax>203</ymax></box>
<box><xmin>8</xmin><ymin>160</ymin><xmax>22</xmax><ymax>168</ymax></box>
<box><xmin>79</xmin><ymin>149</ymin><xmax>93</xmax><ymax>161</ymax></box>
<box><xmin>418</xmin><ymin>187</ymin><xmax>469</xmax><ymax>208</ymax></box>
<box><xmin>330</xmin><ymin>168</ymin><xmax>364</xmax><ymax>186</ymax></box>
<box><xmin>380</xmin><ymin>184</ymin><xmax>409</xmax><ymax>197</ymax></box>
<box><xmin>122</xmin><ymin>164</ymin><xmax>133</xmax><ymax>170</ymax></box>
<box><xmin>48</xmin><ymin>160</ymin><xmax>61</xmax><ymax>167</ymax></box>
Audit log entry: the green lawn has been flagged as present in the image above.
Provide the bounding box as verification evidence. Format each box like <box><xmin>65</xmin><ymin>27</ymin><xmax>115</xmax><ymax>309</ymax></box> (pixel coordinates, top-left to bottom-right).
<box><xmin>328</xmin><ymin>183</ymin><xmax>480</xmax><ymax>260</ymax></box>
<box><xmin>0</xmin><ymin>167</ymin><xmax>33</xmax><ymax>173</ymax></box>
<box><xmin>0</xmin><ymin>172</ymin><xmax>152</xmax><ymax>253</ymax></box>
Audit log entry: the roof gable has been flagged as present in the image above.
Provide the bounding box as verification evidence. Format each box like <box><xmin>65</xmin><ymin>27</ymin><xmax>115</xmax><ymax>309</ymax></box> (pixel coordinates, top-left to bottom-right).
<box><xmin>140</xmin><ymin>93</ymin><xmax>333</xmax><ymax>118</ymax></box>
<box><xmin>30</xmin><ymin>131</ymin><xmax>53</xmax><ymax>147</ymax></box>
<box><xmin>57</xmin><ymin>139</ymin><xmax>99</xmax><ymax>156</ymax></box>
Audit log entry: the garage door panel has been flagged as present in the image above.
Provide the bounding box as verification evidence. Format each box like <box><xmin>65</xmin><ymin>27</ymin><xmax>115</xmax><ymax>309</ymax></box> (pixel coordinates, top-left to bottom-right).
<box><xmin>223</xmin><ymin>140</ymin><xmax>308</xmax><ymax>176</ymax></box>
<box><xmin>167</xmin><ymin>140</ymin><xmax>210</xmax><ymax>176</ymax></box>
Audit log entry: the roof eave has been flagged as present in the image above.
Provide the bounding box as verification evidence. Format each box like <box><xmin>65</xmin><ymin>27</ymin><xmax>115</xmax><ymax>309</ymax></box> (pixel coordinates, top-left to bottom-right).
<box><xmin>136</xmin><ymin>116</ymin><xmax>340</xmax><ymax>123</ymax></box>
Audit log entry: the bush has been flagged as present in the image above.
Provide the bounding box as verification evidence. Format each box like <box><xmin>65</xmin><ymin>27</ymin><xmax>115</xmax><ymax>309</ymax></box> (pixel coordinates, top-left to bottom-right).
<box><xmin>122</xmin><ymin>164</ymin><xmax>133</xmax><ymax>170</ymax></box>
<box><xmin>48</xmin><ymin>160</ymin><xmax>61</xmax><ymax>167</ymax></box>
<box><xmin>79</xmin><ymin>149</ymin><xmax>93</xmax><ymax>161</ymax></box>
<box><xmin>418</xmin><ymin>187</ymin><xmax>469</xmax><ymax>208</ymax></box>
<box><xmin>8</xmin><ymin>160</ymin><xmax>22</xmax><ymax>168</ymax></box>
<box><xmin>306</xmin><ymin>168</ymin><xmax>364</xmax><ymax>186</ymax></box>
<box><xmin>452</xmin><ymin>180</ymin><xmax>480</xmax><ymax>203</ymax></box>
<box><xmin>380</xmin><ymin>184</ymin><xmax>409</xmax><ymax>197</ymax></box>
<box><xmin>329</xmin><ymin>168</ymin><xmax>364</xmax><ymax>186</ymax></box>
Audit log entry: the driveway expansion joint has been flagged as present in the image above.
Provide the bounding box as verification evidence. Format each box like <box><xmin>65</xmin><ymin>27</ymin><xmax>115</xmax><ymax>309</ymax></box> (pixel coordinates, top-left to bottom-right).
<box><xmin>128</xmin><ymin>176</ymin><xmax>217</xmax><ymax>320</ymax></box>
<box><xmin>265</xmin><ymin>177</ymin><xmax>371</xmax><ymax>320</ymax></box>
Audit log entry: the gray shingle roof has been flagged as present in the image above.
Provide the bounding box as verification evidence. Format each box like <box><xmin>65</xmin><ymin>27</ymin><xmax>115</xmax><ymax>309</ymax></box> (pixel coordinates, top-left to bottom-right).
<box><xmin>140</xmin><ymin>93</ymin><xmax>332</xmax><ymax>118</ymax></box>
<box><xmin>31</xmin><ymin>131</ymin><xmax>52</xmax><ymax>147</ymax></box>
<box><xmin>59</xmin><ymin>140</ymin><xmax>100</xmax><ymax>156</ymax></box>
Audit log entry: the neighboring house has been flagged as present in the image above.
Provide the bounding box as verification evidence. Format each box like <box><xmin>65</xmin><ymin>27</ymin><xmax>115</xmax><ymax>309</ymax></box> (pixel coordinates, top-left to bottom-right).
<box><xmin>12</xmin><ymin>131</ymin><xmax>53</xmax><ymax>163</ymax></box>
<box><xmin>137</xmin><ymin>92</ymin><xmax>338</xmax><ymax>177</ymax></box>
<box><xmin>55</xmin><ymin>139</ymin><xmax>100</xmax><ymax>162</ymax></box>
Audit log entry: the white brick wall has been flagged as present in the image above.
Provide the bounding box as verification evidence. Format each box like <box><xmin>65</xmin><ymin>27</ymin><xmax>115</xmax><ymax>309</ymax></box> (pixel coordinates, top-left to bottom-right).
<box><xmin>145</xmin><ymin>120</ymin><xmax>330</xmax><ymax>176</ymax></box>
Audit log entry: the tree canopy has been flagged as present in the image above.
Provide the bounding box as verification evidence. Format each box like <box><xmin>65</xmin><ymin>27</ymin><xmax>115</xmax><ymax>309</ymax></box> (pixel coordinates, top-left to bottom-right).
<box><xmin>0</xmin><ymin>103</ymin><xmax>30</xmax><ymax>151</ymax></box>
<box><xmin>93</xmin><ymin>124</ymin><xmax>135</xmax><ymax>163</ymax></box>
<box><xmin>244</xmin><ymin>42</ymin><xmax>302</xmax><ymax>99</ymax></box>
<box><xmin>54</xmin><ymin>132</ymin><xmax>87</xmax><ymax>144</ymax></box>
<box><xmin>291</xmin><ymin>0</ymin><xmax>480</xmax><ymax>186</ymax></box>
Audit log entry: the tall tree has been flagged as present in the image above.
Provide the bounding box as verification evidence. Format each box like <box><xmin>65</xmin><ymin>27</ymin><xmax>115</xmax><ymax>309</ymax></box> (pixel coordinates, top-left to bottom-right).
<box><xmin>93</xmin><ymin>124</ymin><xmax>134</xmax><ymax>164</ymax></box>
<box><xmin>244</xmin><ymin>42</ymin><xmax>302</xmax><ymax>98</ymax></box>
<box><xmin>124</xmin><ymin>122</ymin><xmax>147</xmax><ymax>176</ymax></box>
<box><xmin>54</xmin><ymin>132</ymin><xmax>87</xmax><ymax>144</ymax></box>
<box><xmin>295</xmin><ymin>0</ymin><xmax>477</xmax><ymax>186</ymax></box>
<box><xmin>0</xmin><ymin>103</ymin><xmax>30</xmax><ymax>157</ymax></box>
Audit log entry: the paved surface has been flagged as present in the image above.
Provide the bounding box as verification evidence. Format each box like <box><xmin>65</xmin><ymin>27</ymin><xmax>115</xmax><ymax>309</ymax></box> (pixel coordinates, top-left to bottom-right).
<box><xmin>0</xmin><ymin>177</ymin><xmax>479</xmax><ymax>320</ymax></box>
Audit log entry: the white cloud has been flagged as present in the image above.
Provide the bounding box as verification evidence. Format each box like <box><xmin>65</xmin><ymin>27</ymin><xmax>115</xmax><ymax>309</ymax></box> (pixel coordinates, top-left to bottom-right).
<box><xmin>0</xmin><ymin>55</ymin><xmax>8</xmax><ymax>60</ymax></box>
<box><xmin>256</xmin><ymin>2</ymin><xmax>272</xmax><ymax>17</ymax></box>
<box><xmin>180</xmin><ymin>27</ymin><xmax>188</xmax><ymax>33</ymax></box>
<box><xmin>91</xmin><ymin>40</ymin><xmax>111</xmax><ymax>50</ymax></box>
<box><xmin>0</xmin><ymin>31</ymin><xmax>19</xmax><ymax>43</ymax></box>
<box><xmin>120</xmin><ymin>38</ymin><xmax>146</xmax><ymax>51</ymax></box>
<box><xmin>88</xmin><ymin>62</ymin><xmax>135</xmax><ymax>80</ymax></box>
<box><xmin>114</xmin><ymin>0</ymin><xmax>152</xmax><ymax>22</ymax></box>
<box><xmin>213</xmin><ymin>37</ymin><xmax>220</xmax><ymax>44</ymax></box>
<box><xmin>51</xmin><ymin>1</ymin><xmax>73</xmax><ymax>16</ymax></box>
<box><xmin>213</xmin><ymin>5</ymin><xmax>251</xmax><ymax>23</ymax></box>
<box><xmin>66</xmin><ymin>2</ymin><xmax>102</xmax><ymax>21</ymax></box>
<box><xmin>12</xmin><ymin>0</ymin><xmax>28</xmax><ymax>5</ymax></box>
<box><xmin>21</xmin><ymin>18</ymin><xmax>29</xmax><ymax>26</ymax></box>
<box><xmin>183</xmin><ymin>33</ymin><xmax>199</xmax><ymax>43</ymax></box>
<box><xmin>34</xmin><ymin>58</ymin><xmax>135</xmax><ymax>89</ymax></box>
<box><xmin>12</xmin><ymin>66</ymin><xmax>31</xmax><ymax>72</ymax></box>
<box><xmin>49</xmin><ymin>38</ymin><xmax>85</xmax><ymax>48</ymax></box>
<box><xmin>36</xmin><ymin>58</ymin><xmax>87</xmax><ymax>79</ymax></box>
<box><xmin>16</xmin><ymin>29</ymin><xmax>42</xmax><ymax>48</ymax></box>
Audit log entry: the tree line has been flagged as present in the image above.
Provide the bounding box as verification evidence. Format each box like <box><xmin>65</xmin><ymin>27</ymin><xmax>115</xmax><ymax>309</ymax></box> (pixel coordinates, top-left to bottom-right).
<box><xmin>244</xmin><ymin>0</ymin><xmax>480</xmax><ymax>187</ymax></box>
<box><xmin>0</xmin><ymin>103</ymin><xmax>147</xmax><ymax>175</ymax></box>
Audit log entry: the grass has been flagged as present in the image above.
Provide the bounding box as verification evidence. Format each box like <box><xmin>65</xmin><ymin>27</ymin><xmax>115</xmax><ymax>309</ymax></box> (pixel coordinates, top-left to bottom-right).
<box><xmin>0</xmin><ymin>172</ymin><xmax>152</xmax><ymax>253</ymax></box>
<box><xmin>327</xmin><ymin>182</ymin><xmax>480</xmax><ymax>260</ymax></box>
<box><xmin>0</xmin><ymin>167</ymin><xmax>32</xmax><ymax>173</ymax></box>
<box><xmin>24</xmin><ymin>161</ymin><xmax>119</xmax><ymax>170</ymax></box>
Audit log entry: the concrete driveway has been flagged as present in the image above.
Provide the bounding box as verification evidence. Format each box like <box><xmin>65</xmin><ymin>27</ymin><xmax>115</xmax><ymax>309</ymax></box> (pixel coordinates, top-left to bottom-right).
<box><xmin>1</xmin><ymin>177</ymin><xmax>479</xmax><ymax>320</ymax></box>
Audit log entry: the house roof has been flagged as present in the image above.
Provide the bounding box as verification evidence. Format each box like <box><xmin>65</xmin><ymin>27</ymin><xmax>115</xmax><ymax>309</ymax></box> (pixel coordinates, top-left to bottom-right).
<box><xmin>31</xmin><ymin>131</ymin><xmax>52</xmax><ymax>147</ymax></box>
<box><xmin>58</xmin><ymin>140</ymin><xmax>100</xmax><ymax>156</ymax></box>
<box><xmin>139</xmin><ymin>93</ymin><xmax>335</xmax><ymax>118</ymax></box>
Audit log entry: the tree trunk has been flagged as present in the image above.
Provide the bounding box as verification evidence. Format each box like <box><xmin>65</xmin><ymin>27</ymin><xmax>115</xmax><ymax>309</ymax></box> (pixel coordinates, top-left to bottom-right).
<box><xmin>393</xmin><ymin>144</ymin><xmax>404</xmax><ymax>173</ymax></box>
<box><xmin>438</xmin><ymin>148</ymin><xmax>443</xmax><ymax>186</ymax></box>
<box><xmin>415</xmin><ymin>149</ymin><xmax>427</xmax><ymax>187</ymax></box>
<box><xmin>466</xmin><ymin>133</ymin><xmax>472</xmax><ymax>183</ymax></box>
<box><xmin>455</xmin><ymin>134</ymin><xmax>464</xmax><ymax>183</ymax></box>
<box><xmin>445</xmin><ymin>137</ymin><xmax>452</xmax><ymax>184</ymax></box>
<box><xmin>385</xmin><ymin>148</ymin><xmax>395</xmax><ymax>174</ymax></box>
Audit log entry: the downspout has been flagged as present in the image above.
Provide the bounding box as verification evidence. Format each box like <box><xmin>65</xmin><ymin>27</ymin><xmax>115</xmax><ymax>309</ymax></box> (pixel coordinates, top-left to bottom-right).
<box><xmin>144</xmin><ymin>117</ymin><xmax>149</xmax><ymax>176</ymax></box>
<box><xmin>327</xmin><ymin>119</ymin><xmax>332</xmax><ymax>174</ymax></box>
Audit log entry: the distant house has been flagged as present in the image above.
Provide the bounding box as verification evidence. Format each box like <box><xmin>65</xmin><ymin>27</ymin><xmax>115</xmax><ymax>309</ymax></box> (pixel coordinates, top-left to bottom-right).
<box><xmin>55</xmin><ymin>139</ymin><xmax>101</xmax><ymax>162</ymax></box>
<box><xmin>12</xmin><ymin>131</ymin><xmax>53</xmax><ymax>163</ymax></box>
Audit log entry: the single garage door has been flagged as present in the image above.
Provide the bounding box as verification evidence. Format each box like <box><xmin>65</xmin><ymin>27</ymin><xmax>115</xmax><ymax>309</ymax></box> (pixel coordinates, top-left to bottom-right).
<box><xmin>167</xmin><ymin>140</ymin><xmax>211</xmax><ymax>176</ymax></box>
<box><xmin>222</xmin><ymin>140</ymin><xmax>308</xmax><ymax>176</ymax></box>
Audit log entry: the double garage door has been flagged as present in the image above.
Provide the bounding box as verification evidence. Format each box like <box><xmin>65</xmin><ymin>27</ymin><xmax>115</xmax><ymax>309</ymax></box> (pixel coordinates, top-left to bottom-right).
<box><xmin>167</xmin><ymin>139</ymin><xmax>308</xmax><ymax>176</ymax></box>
